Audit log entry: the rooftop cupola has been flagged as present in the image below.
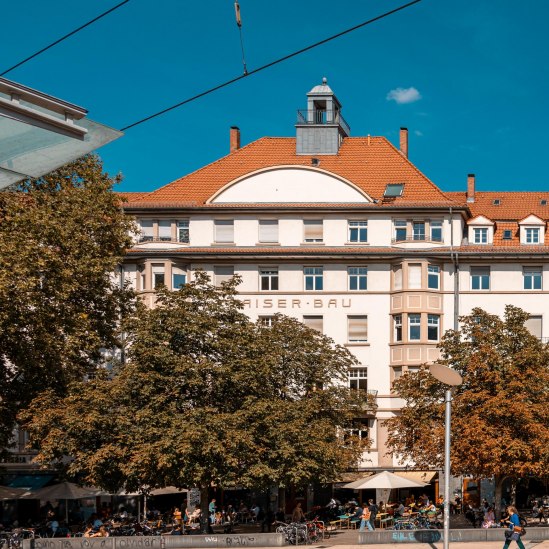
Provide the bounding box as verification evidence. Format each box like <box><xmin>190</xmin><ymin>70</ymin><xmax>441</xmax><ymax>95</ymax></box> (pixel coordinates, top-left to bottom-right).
<box><xmin>295</xmin><ymin>77</ymin><xmax>350</xmax><ymax>155</ymax></box>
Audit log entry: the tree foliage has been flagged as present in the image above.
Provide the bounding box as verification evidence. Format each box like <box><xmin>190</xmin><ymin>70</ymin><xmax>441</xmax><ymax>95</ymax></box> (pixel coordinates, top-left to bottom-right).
<box><xmin>0</xmin><ymin>155</ymin><xmax>135</xmax><ymax>455</ymax></box>
<box><xmin>21</xmin><ymin>272</ymin><xmax>375</xmax><ymax>521</ymax></box>
<box><xmin>385</xmin><ymin>306</ymin><xmax>549</xmax><ymax>505</ymax></box>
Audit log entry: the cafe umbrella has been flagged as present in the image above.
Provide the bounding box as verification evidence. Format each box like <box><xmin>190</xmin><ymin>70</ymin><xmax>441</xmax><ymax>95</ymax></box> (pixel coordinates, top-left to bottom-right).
<box><xmin>343</xmin><ymin>470</ymin><xmax>427</xmax><ymax>490</ymax></box>
<box><xmin>20</xmin><ymin>481</ymin><xmax>99</xmax><ymax>522</ymax></box>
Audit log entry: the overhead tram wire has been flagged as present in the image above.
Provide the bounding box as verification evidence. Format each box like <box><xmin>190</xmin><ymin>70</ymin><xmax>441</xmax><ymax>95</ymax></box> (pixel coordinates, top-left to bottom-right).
<box><xmin>0</xmin><ymin>0</ymin><xmax>131</xmax><ymax>77</ymax></box>
<box><xmin>120</xmin><ymin>0</ymin><xmax>422</xmax><ymax>132</ymax></box>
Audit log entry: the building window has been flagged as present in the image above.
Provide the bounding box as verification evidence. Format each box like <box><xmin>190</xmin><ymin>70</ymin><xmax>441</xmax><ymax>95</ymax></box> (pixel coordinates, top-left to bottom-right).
<box><xmin>259</xmin><ymin>220</ymin><xmax>278</xmax><ymax>243</ymax></box>
<box><xmin>348</xmin><ymin>368</ymin><xmax>368</xmax><ymax>393</ymax></box>
<box><xmin>409</xmin><ymin>314</ymin><xmax>421</xmax><ymax>340</ymax></box>
<box><xmin>304</xmin><ymin>267</ymin><xmax>323</xmax><ymax>290</ymax></box>
<box><xmin>413</xmin><ymin>221</ymin><xmax>425</xmax><ymax>241</ymax></box>
<box><xmin>393</xmin><ymin>366</ymin><xmax>403</xmax><ymax>381</ymax></box>
<box><xmin>260</xmin><ymin>268</ymin><xmax>279</xmax><ymax>291</ymax></box>
<box><xmin>214</xmin><ymin>220</ymin><xmax>234</xmax><ymax>243</ymax></box>
<box><xmin>471</xmin><ymin>267</ymin><xmax>490</xmax><ymax>290</ymax></box>
<box><xmin>394</xmin><ymin>315</ymin><xmax>402</xmax><ymax>342</ymax></box>
<box><xmin>303</xmin><ymin>220</ymin><xmax>323</xmax><ymax>242</ymax></box>
<box><xmin>525</xmin><ymin>315</ymin><xmax>542</xmax><ymax>338</ymax></box>
<box><xmin>428</xmin><ymin>265</ymin><xmax>440</xmax><ymax>289</ymax></box>
<box><xmin>525</xmin><ymin>228</ymin><xmax>540</xmax><ymax>244</ymax></box>
<box><xmin>348</xmin><ymin>315</ymin><xmax>368</xmax><ymax>342</ymax></box>
<box><xmin>303</xmin><ymin>315</ymin><xmax>323</xmax><ymax>332</ymax></box>
<box><xmin>348</xmin><ymin>220</ymin><xmax>368</xmax><ymax>243</ymax></box>
<box><xmin>394</xmin><ymin>220</ymin><xmax>407</xmax><ymax>242</ymax></box>
<box><xmin>258</xmin><ymin>315</ymin><xmax>275</xmax><ymax>327</ymax></box>
<box><xmin>172</xmin><ymin>273</ymin><xmax>187</xmax><ymax>290</ymax></box>
<box><xmin>345</xmin><ymin>419</ymin><xmax>371</xmax><ymax>442</ymax></box>
<box><xmin>502</xmin><ymin>229</ymin><xmax>513</xmax><ymax>240</ymax></box>
<box><xmin>152</xmin><ymin>264</ymin><xmax>165</xmax><ymax>289</ymax></box>
<box><xmin>158</xmin><ymin>220</ymin><xmax>171</xmax><ymax>242</ymax></box>
<box><xmin>473</xmin><ymin>227</ymin><xmax>488</xmax><ymax>244</ymax></box>
<box><xmin>178</xmin><ymin>220</ymin><xmax>189</xmax><ymax>243</ymax></box>
<box><xmin>348</xmin><ymin>267</ymin><xmax>367</xmax><ymax>290</ymax></box>
<box><xmin>393</xmin><ymin>265</ymin><xmax>403</xmax><ymax>290</ymax></box>
<box><xmin>427</xmin><ymin>314</ymin><xmax>440</xmax><ymax>341</ymax></box>
<box><xmin>139</xmin><ymin>219</ymin><xmax>154</xmax><ymax>242</ymax></box>
<box><xmin>523</xmin><ymin>267</ymin><xmax>542</xmax><ymax>290</ymax></box>
<box><xmin>214</xmin><ymin>266</ymin><xmax>234</xmax><ymax>285</ymax></box>
<box><xmin>408</xmin><ymin>264</ymin><xmax>422</xmax><ymax>289</ymax></box>
<box><xmin>430</xmin><ymin>220</ymin><xmax>443</xmax><ymax>242</ymax></box>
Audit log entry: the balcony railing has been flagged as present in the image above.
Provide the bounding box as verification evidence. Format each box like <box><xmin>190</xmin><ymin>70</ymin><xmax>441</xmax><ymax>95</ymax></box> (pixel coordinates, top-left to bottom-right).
<box><xmin>392</xmin><ymin>235</ymin><xmax>443</xmax><ymax>244</ymax></box>
<box><xmin>296</xmin><ymin>109</ymin><xmax>350</xmax><ymax>135</ymax></box>
<box><xmin>138</xmin><ymin>236</ymin><xmax>189</xmax><ymax>244</ymax></box>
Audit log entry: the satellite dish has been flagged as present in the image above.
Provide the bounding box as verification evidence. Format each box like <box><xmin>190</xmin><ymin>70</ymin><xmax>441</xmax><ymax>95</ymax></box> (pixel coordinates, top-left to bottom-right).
<box><xmin>429</xmin><ymin>363</ymin><xmax>462</xmax><ymax>386</ymax></box>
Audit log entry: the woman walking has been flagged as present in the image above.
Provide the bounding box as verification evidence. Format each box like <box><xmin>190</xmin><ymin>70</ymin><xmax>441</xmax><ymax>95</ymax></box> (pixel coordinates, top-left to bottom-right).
<box><xmin>502</xmin><ymin>506</ymin><xmax>525</xmax><ymax>549</ymax></box>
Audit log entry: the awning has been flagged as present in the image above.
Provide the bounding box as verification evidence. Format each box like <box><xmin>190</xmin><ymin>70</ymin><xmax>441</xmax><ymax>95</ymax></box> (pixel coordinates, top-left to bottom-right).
<box><xmin>394</xmin><ymin>471</ymin><xmax>437</xmax><ymax>484</ymax></box>
<box><xmin>8</xmin><ymin>474</ymin><xmax>54</xmax><ymax>491</ymax></box>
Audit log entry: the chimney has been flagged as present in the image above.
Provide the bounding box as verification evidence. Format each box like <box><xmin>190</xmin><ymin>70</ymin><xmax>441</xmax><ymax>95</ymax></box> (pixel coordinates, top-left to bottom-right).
<box><xmin>399</xmin><ymin>127</ymin><xmax>408</xmax><ymax>158</ymax></box>
<box><xmin>467</xmin><ymin>173</ymin><xmax>476</xmax><ymax>203</ymax></box>
<box><xmin>230</xmin><ymin>126</ymin><xmax>240</xmax><ymax>153</ymax></box>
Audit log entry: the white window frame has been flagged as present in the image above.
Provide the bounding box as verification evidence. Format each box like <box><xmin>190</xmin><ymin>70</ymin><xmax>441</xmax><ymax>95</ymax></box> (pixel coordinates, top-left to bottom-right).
<box><xmin>412</xmin><ymin>221</ymin><xmax>426</xmax><ymax>241</ymax></box>
<box><xmin>428</xmin><ymin>265</ymin><xmax>440</xmax><ymax>290</ymax></box>
<box><xmin>304</xmin><ymin>267</ymin><xmax>323</xmax><ymax>291</ymax></box>
<box><xmin>348</xmin><ymin>267</ymin><xmax>367</xmax><ymax>291</ymax></box>
<box><xmin>427</xmin><ymin>314</ymin><xmax>440</xmax><ymax>341</ymax></box>
<box><xmin>394</xmin><ymin>219</ymin><xmax>407</xmax><ymax>242</ymax></box>
<box><xmin>214</xmin><ymin>220</ymin><xmax>234</xmax><ymax>243</ymax></box>
<box><xmin>158</xmin><ymin>220</ymin><xmax>172</xmax><ymax>242</ymax></box>
<box><xmin>348</xmin><ymin>220</ymin><xmax>368</xmax><ymax>243</ymax></box>
<box><xmin>303</xmin><ymin>315</ymin><xmax>323</xmax><ymax>332</ymax></box>
<box><xmin>259</xmin><ymin>267</ymin><xmax>279</xmax><ymax>291</ymax></box>
<box><xmin>394</xmin><ymin>314</ymin><xmax>402</xmax><ymax>342</ymax></box>
<box><xmin>139</xmin><ymin>219</ymin><xmax>154</xmax><ymax>242</ymax></box>
<box><xmin>408</xmin><ymin>313</ymin><xmax>421</xmax><ymax>340</ymax></box>
<box><xmin>525</xmin><ymin>227</ymin><xmax>540</xmax><ymax>244</ymax></box>
<box><xmin>258</xmin><ymin>219</ymin><xmax>279</xmax><ymax>243</ymax></box>
<box><xmin>348</xmin><ymin>315</ymin><xmax>368</xmax><ymax>343</ymax></box>
<box><xmin>523</xmin><ymin>267</ymin><xmax>542</xmax><ymax>290</ymax></box>
<box><xmin>471</xmin><ymin>266</ymin><xmax>490</xmax><ymax>290</ymax></box>
<box><xmin>172</xmin><ymin>271</ymin><xmax>187</xmax><ymax>290</ymax></box>
<box><xmin>348</xmin><ymin>367</ymin><xmax>368</xmax><ymax>393</ymax></box>
<box><xmin>258</xmin><ymin>315</ymin><xmax>275</xmax><ymax>327</ymax></box>
<box><xmin>178</xmin><ymin>220</ymin><xmax>189</xmax><ymax>243</ymax></box>
<box><xmin>473</xmin><ymin>227</ymin><xmax>488</xmax><ymax>244</ymax></box>
<box><xmin>303</xmin><ymin>220</ymin><xmax>323</xmax><ymax>243</ymax></box>
<box><xmin>430</xmin><ymin>220</ymin><xmax>443</xmax><ymax>242</ymax></box>
<box><xmin>152</xmin><ymin>263</ymin><xmax>165</xmax><ymax>289</ymax></box>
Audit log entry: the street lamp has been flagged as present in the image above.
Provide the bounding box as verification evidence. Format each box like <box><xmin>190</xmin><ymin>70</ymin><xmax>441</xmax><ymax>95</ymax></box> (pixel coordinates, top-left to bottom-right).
<box><xmin>429</xmin><ymin>363</ymin><xmax>462</xmax><ymax>549</ymax></box>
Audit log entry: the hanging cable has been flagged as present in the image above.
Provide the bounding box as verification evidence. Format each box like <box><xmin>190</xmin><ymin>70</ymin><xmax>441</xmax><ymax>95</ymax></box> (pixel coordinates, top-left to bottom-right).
<box><xmin>234</xmin><ymin>1</ymin><xmax>248</xmax><ymax>75</ymax></box>
<box><xmin>120</xmin><ymin>0</ymin><xmax>421</xmax><ymax>131</ymax></box>
<box><xmin>1</xmin><ymin>0</ymin><xmax>131</xmax><ymax>77</ymax></box>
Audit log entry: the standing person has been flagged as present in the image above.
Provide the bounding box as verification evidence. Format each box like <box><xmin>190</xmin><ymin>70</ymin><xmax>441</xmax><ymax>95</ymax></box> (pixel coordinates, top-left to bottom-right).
<box><xmin>502</xmin><ymin>506</ymin><xmax>526</xmax><ymax>549</ymax></box>
<box><xmin>209</xmin><ymin>499</ymin><xmax>217</xmax><ymax>524</ymax></box>
<box><xmin>291</xmin><ymin>503</ymin><xmax>305</xmax><ymax>523</ymax></box>
<box><xmin>368</xmin><ymin>499</ymin><xmax>378</xmax><ymax>530</ymax></box>
<box><xmin>359</xmin><ymin>503</ymin><xmax>372</xmax><ymax>532</ymax></box>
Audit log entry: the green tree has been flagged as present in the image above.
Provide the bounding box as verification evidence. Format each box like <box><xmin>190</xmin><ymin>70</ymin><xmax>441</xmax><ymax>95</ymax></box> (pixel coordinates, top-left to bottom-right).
<box><xmin>0</xmin><ymin>155</ymin><xmax>135</xmax><ymax>456</ymax></box>
<box><xmin>21</xmin><ymin>272</ymin><xmax>375</xmax><ymax>531</ymax></box>
<box><xmin>385</xmin><ymin>306</ymin><xmax>549</xmax><ymax>514</ymax></box>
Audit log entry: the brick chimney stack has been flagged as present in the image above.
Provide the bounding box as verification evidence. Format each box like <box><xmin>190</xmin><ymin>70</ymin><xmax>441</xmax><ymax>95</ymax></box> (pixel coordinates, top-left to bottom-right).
<box><xmin>230</xmin><ymin>126</ymin><xmax>241</xmax><ymax>153</ymax></box>
<box><xmin>467</xmin><ymin>173</ymin><xmax>476</xmax><ymax>203</ymax></box>
<box><xmin>399</xmin><ymin>127</ymin><xmax>408</xmax><ymax>158</ymax></box>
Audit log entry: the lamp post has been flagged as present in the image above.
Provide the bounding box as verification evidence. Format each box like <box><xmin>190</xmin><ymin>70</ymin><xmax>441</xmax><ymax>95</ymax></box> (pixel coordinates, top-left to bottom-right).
<box><xmin>429</xmin><ymin>363</ymin><xmax>462</xmax><ymax>549</ymax></box>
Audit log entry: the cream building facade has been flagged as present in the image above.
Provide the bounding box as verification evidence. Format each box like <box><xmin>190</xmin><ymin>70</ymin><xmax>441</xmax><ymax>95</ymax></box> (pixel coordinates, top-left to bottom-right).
<box><xmin>120</xmin><ymin>81</ymin><xmax>549</xmax><ymax>483</ymax></box>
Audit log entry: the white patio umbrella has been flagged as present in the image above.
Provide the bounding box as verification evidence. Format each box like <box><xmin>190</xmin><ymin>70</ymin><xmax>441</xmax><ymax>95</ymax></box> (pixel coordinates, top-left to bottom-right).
<box><xmin>0</xmin><ymin>485</ymin><xmax>27</xmax><ymax>500</ymax></box>
<box><xmin>343</xmin><ymin>471</ymin><xmax>427</xmax><ymax>490</ymax></box>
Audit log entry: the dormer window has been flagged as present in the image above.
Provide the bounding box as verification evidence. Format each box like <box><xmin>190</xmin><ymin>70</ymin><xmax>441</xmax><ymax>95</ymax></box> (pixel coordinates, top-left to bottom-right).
<box><xmin>473</xmin><ymin>228</ymin><xmax>488</xmax><ymax>244</ymax></box>
<box><xmin>519</xmin><ymin>215</ymin><xmax>545</xmax><ymax>245</ymax></box>
<box><xmin>525</xmin><ymin>228</ymin><xmax>540</xmax><ymax>244</ymax></box>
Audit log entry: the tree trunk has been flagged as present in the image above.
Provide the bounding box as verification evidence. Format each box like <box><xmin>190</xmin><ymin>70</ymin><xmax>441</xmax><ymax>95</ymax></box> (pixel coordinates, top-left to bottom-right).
<box><xmin>200</xmin><ymin>485</ymin><xmax>212</xmax><ymax>534</ymax></box>
<box><xmin>494</xmin><ymin>475</ymin><xmax>507</xmax><ymax>520</ymax></box>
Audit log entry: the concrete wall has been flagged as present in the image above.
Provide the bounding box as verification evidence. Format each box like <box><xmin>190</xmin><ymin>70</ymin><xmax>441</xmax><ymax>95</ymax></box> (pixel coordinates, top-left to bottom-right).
<box><xmin>23</xmin><ymin>533</ymin><xmax>284</xmax><ymax>549</ymax></box>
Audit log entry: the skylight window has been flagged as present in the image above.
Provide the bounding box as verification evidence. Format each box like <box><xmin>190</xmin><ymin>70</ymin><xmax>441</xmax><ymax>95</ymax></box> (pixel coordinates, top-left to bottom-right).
<box><xmin>541</xmin><ymin>199</ymin><xmax>547</xmax><ymax>206</ymax></box>
<box><xmin>493</xmin><ymin>199</ymin><xmax>501</xmax><ymax>205</ymax></box>
<box><xmin>384</xmin><ymin>183</ymin><xmax>404</xmax><ymax>198</ymax></box>
<box><xmin>502</xmin><ymin>230</ymin><xmax>512</xmax><ymax>240</ymax></box>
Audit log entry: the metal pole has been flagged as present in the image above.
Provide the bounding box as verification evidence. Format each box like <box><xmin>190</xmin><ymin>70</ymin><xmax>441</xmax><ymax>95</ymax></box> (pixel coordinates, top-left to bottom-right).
<box><xmin>443</xmin><ymin>389</ymin><xmax>452</xmax><ymax>549</ymax></box>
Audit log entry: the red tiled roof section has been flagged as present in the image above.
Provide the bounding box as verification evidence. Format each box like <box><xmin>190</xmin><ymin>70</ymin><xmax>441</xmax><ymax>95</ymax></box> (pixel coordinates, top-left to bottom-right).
<box><xmin>446</xmin><ymin>191</ymin><xmax>549</xmax><ymax>220</ymax></box>
<box><xmin>118</xmin><ymin>192</ymin><xmax>150</xmax><ymax>202</ymax></box>
<box><xmin>134</xmin><ymin>137</ymin><xmax>456</xmax><ymax>205</ymax></box>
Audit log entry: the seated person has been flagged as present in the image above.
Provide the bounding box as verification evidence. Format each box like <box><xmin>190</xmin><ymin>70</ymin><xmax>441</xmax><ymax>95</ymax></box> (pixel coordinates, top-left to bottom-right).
<box><xmin>83</xmin><ymin>524</ymin><xmax>94</xmax><ymax>538</ymax></box>
<box><xmin>187</xmin><ymin>506</ymin><xmax>201</xmax><ymax>527</ymax></box>
<box><xmin>482</xmin><ymin>506</ymin><xmax>496</xmax><ymax>528</ymax></box>
<box><xmin>395</xmin><ymin>502</ymin><xmax>406</xmax><ymax>517</ymax></box>
<box><xmin>90</xmin><ymin>526</ymin><xmax>109</xmax><ymax>537</ymax></box>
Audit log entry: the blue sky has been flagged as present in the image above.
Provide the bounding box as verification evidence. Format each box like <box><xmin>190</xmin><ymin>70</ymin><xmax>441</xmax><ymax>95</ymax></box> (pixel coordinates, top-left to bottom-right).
<box><xmin>2</xmin><ymin>0</ymin><xmax>548</xmax><ymax>193</ymax></box>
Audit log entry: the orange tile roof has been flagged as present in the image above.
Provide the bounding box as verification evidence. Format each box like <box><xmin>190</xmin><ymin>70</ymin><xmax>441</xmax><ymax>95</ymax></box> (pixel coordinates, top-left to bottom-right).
<box><xmin>126</xmin><ymin>137</ymin><xmax>457</xmax><ymax>206</ymax></box>
<box><xmin>446</xmin><ymin>192</ymin><xmax>549</xmax><ymax>220</ymax></box>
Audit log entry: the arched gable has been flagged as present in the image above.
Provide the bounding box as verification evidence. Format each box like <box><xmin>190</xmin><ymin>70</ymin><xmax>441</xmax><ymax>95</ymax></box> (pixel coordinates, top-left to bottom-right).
<box><xmin>208</xmin><ymin>166</ymin><xmax>373</xmax><ymax>203</ymax></box>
